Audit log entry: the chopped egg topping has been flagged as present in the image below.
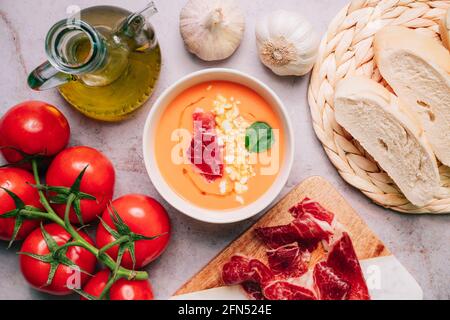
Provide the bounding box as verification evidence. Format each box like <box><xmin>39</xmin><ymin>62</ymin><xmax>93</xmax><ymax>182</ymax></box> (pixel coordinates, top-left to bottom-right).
<box><xmin>213</xmin><ymin>95</ymin><xmax>256</xmax><ymax>204</ymax></box>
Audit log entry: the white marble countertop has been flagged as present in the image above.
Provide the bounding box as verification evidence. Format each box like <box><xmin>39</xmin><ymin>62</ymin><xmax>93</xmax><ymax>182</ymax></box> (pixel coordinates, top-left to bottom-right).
<box><xmin>0</xmin><ymin>0</ymin><xmax>448</xmax><ymax>300</ymax></box>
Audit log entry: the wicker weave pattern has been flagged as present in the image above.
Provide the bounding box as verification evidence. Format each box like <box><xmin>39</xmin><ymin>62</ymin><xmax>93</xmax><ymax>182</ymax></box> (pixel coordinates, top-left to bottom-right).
<box><xmin>308</xmin><ymin>0</ymin><xmax>450</xmax><ymax>214</ymax></box>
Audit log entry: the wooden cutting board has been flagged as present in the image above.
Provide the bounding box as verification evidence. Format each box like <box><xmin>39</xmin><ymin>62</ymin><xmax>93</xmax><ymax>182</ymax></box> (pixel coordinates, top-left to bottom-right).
<box><xmin>174</xmin><ymin>176</ymin><xmax>390</xmax><ymax>296</ymax></box>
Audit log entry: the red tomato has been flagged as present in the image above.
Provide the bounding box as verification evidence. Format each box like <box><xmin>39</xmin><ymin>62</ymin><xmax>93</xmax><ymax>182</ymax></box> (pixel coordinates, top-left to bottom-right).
<box><xmin>96</xmin><ymin>194</ymin><xmax>170</xmax><ymax>269</ymax></box>
<box><xmin>0</xmin><ymin>101</ymin><xmax>70</xmax><ymax>164</ymax></box>
<box><xmin>0</xmin><ymin>168</ymin><xmax>42</xmax><ymax>241</ymax></box>
<box><xmin>46</xmin><ymin>146</ymin><xmax>115</xmax><ymax>224</ymax></box>
<box><xmin>81</xmin><ymin>269</ymin><xmax>154</xmax><ymax>300</ymax></box>
<box><xmin>20</xmin><ymin>223</ymin><xmax>96</xmax><ymax>295</ymax></box>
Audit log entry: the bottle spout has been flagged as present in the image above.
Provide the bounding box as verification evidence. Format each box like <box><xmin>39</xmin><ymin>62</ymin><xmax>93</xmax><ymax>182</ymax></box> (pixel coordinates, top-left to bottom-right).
<box><xmin>119</xmin><ymin>1</ymin><xmax>159</xmax><ymax>51</ymax></box>
<box><xmin>122</xmin><ymin>2</ymin><xmax>158</xmax><ymax>35</ymax></box>
<box><xmin>131</xmin><ymin>1</ymin><xmax>158</xmax><ymax>22</ymax></box>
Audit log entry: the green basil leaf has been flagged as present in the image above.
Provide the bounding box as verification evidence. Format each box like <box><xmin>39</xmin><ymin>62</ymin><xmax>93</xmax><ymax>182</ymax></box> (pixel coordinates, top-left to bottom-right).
<box><xmin>245</xmin><ymin>122</ymin><xmax>274</xmax><ymax>153</ymax></box>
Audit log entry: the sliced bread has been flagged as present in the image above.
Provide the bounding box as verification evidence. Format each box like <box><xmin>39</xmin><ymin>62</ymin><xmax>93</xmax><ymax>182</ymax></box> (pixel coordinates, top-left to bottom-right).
<box><xmin>334</xmin><ymin>76</ymin><xmax>440</xmax><ymax>207</ymax></box>
<box><xmin>440</xmin><ymin>8</ymin><xmax>450</xmax><ymax>50</ymax></box>
<box><xmin>374</xmin><ymin>26</ymin><xmax>450</xmax><ymax>167</ymax></box>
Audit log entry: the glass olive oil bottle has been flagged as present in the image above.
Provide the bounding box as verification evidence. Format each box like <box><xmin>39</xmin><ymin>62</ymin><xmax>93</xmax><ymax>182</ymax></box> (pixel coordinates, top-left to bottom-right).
<box><xmin>28</xmin><ymin>4</ymin><xmax>161</xmax><ymax>122</ymax></box>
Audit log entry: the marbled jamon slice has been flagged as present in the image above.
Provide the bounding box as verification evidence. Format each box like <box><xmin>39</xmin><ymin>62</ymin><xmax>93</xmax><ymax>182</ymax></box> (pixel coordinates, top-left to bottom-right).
<box><xmin>187</xmin><ymin>111</ymin><xmax>223</xmax><ymax>181</ymax></box>
<box><xmin>255</xmin><ymin>199</ymin><xmax>334</xmax><ymax>251</ymax></box>
<box><xmin>266</xmin><ymin>243</ymin><xmax>309</xmax><ymax>278</ymax></box>
<box><xmin>263</xmin><ymin>281</ymin><xmax>317</xmax><ymax>300</ymax></box>
<box><xmin>222</xmin><ymin>255</ymin><xmax>274</xmax><ymax>301</ymax></box>
<box><xmin>323</xmin><ymin>232</ymin><xmax>370</xmax><ymax>300</ymax></box>
<box><xmin>313</xmin><ymin>262</ymin><xmax>350</xmax><ymax>300</ymax></box>
<box><xmin>289</xmin><ymin>197</ymin><xmax>334</xmax><ymax>224</ymax></box>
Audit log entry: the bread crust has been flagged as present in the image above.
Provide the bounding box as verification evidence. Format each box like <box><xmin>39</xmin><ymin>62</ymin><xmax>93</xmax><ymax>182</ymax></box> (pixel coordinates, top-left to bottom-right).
<box><xmin>440</xmin><ymin>9</ymin><xmax>450</xmax><ymax>51</ymax></box>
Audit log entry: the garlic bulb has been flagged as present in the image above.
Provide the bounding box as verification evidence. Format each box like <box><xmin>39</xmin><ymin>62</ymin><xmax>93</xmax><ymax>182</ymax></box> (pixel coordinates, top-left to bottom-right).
<box><xmin>255</xmin><ymin>10</ymin><xmax>319</xmax><ymax>76</ymax></box>
<box><xmin>179</xmin><ymin>0</ymin><xmax>245</xmax><ymax>61</ymax></box>
<box><xmin>440</xmin><ymin>8</ymin><xmax>450</xmax><ymax>50</ymax></box>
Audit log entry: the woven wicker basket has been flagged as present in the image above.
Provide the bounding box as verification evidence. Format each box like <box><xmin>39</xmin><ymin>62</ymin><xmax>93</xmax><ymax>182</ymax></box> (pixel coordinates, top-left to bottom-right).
<box><xmin>308</xmin><ymin>0</ymin><xmax>450</xmax><ymax>214</ymax></box>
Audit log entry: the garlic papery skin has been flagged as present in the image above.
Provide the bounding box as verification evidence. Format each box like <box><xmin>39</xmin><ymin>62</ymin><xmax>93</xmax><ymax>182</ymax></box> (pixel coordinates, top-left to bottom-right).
<box><xmin>440</xmin><ymin>8</ymin><xmax>450</xmax><ymax>50</ymax></box>
<box><xmin>255</xmin><ymin>10</ymin><xmax>319</xmax><ymax>76</ymax></box>
<box><xmin>180</xmin><ymin>0</ymin><xmax>245</xmax><ymax>61</ymax></box>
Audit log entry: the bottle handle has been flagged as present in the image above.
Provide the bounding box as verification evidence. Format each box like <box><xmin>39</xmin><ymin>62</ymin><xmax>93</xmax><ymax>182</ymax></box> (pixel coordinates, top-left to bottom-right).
<box><xmin>28</xmin><ymin>61</ymin><xmax>73</xmax><ymax>91</ymax></box>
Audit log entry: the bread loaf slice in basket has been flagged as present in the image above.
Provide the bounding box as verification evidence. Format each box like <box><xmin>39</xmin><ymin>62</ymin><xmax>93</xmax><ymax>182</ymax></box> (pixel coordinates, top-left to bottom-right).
<box><xmin>334</xmin><ymin>76</ymin><xmax>440</xmax><ymax>207</ymax></box>
<box><xmin>374</xmin><ymin>26</ymin><xmax>450</xmax><ymax>167</ymax></box>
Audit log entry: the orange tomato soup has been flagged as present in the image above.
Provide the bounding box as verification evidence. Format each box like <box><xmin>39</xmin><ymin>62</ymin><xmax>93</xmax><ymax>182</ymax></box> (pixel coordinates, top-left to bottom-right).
<box><xmin>155</xmin><ymin>81</ymin><xmax>285</xmax><ymax>210</ymax></box>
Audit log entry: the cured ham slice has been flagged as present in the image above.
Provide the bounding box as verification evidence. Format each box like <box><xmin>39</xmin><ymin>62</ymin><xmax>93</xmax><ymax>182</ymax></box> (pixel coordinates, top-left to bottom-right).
<box><xmin>325</xmin><ymin>232</ymin><xmax>370</xmax><ymax>300</ymax></box>
<box><xmin>291</xmin><ymin>213</ymin><xmax>333</xmax><ymax>250</ymax></box>
<box><xmin>222</xmin><ymin>256</ymin><xmax>273</xmax><ymax>285</ymax></box>
<box><xmin>289</xmin><ymin>197</ymin><xmax>334</xmax><ymax>224</ymax></box>
<box><xmin>222</xmin><ymin>256</ymin><xmax>273</xmax><ymax>300</ymax></box>
<box><xmin>255</xmin><ymin>199</ymin><xmax>334</xmax><ymax>251</ymax></box>
<box><xmin>193</xmin><ymin>110</ymin><xmax>216</xmax><ymax>130</ymax></box>
<box><xmin>241</xmin><ymin>282</ymin><xmax>266</xmax><ymax>301</ymax></box>
<box><xmin>313</xmin><ymin>262</ymin><xmax>350</xmax><ymax>300</ymax></box>
<box><xmin>223</xmin><ymin>244</ymin><xmax>311</xmax><ymax>300</ymax></box>
<box><xmin>187</xmin><ymin>110</ymin><xmax>223</xmax><ymax>181</ymax></box>
<box><xmin>263</xmin><ymin>281</ymin><xmax>317</xmax><ymax>300</ymax></box>
<box><xmin>266</xmin><ymin>243</ymin><xmax>309</xmax><ymax>278</ymax></box>
<box><xmin>255</xmin><ymin>225</ymin><xmax>301</xmax><ymax>249</ymax></box>
<box><xmin>249</xmin><ymin>259</ymin><xmax>273</xmax><ymax>284</ymax></box>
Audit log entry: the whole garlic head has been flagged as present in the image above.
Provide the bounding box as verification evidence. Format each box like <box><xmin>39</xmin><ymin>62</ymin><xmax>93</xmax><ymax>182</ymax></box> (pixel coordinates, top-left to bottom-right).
<box><xmin>180</xmin><ymin>0</ymin><xmax>245</xmax><ymax>61</ymax></box>
<box><xmin>255</xmin><ymin>10</ymin><xmax>319</xmax><ymax>76</ymax></box>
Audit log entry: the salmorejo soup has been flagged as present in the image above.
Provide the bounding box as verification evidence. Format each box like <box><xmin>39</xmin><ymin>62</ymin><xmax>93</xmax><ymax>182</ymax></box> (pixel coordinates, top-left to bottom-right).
<box><xmin>155</xmin><ymin>80</ymin><xmax>285</xmax><ymax>211</ymax></box>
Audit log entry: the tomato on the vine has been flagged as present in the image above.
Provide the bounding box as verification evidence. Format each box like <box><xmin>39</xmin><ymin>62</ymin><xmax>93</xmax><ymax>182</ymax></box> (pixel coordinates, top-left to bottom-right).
<box><xmin>81</xmin><ymin>269</ymin><xmax>154</xmax><ymax>300</ymax></box>
<box><xmin>0</xmin><ymin>101</ymin><xmax>70</xmax><ymax>165</ymax></box>
<box><xmin>46</xmin><ymin>146</ymin><xmax>115</xmax><ymax>224</ymax></box>
<box><xmin>19</xmin><ymin>223</ymin><xmax>96</xmax><ymax>295</ymax></box>
<box><xmin>96</xmin><ymin>194</ymin><xmax>171</xmax><ymax>269</ymax></box>
<box><xmin>0</xmin><ymin>168</ymin><xmax>42</xmax><ymax>241</ymax></box>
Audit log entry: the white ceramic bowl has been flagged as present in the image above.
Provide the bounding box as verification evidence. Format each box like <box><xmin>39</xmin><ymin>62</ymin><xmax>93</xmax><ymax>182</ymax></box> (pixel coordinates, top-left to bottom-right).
<box><xmin>143</xmin><ymin>68</ymin><xmax>294</xmax><ymax>224</ymax></box>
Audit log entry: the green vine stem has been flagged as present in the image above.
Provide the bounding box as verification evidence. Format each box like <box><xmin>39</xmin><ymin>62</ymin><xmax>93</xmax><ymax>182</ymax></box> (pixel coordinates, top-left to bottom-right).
<box><xmin>99</xmin><ymin>276</ymin><xmax>117</xmax><ymax>300</ymax></box>
<box><xmin>30</xmin><ymin>159</ymin><xmax>148</xmax><ymax>282</ymax></box>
